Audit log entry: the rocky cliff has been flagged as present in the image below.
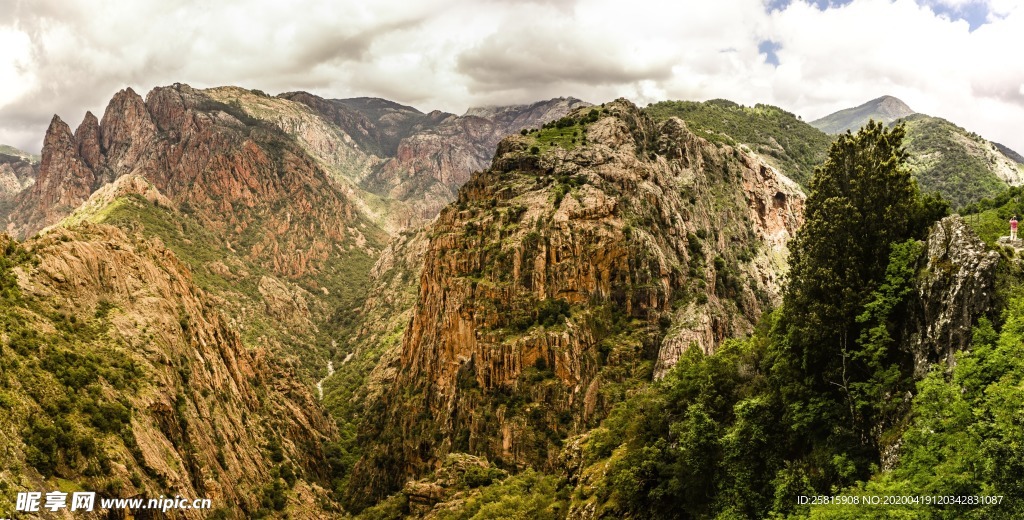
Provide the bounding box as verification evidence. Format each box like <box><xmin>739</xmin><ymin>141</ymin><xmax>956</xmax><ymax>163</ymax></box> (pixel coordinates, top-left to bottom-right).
<box><xmin>0</xmin><ymin>224</ymin><xmax>338</xmax><ymax>518</ymax></box>
<box><xmin>0</xmin><ymin>148</ymin><xmax>38</xmax><ymax>201</ymax></box>
<box><xmin>5</xmin><ymin>85</ymin><xmax>382</xmax><ymax>279</ymax></box>
<box><xmin>368</xmin><ymin>97</ymin><xmax>592</xmax><ymax>221</ymax></box>
<box><xmin>285</xmin><ymin>93</ymin><xmax>590</xmax><ymax>223</ymax></box>
<box><xmin>1</xmin><ymin>84</ymin><xmax>393</xmax><ymax>383</ymax></box>
<box><xmin>904</xmin><ymin>215</ymin><xmax>1000</xmax><ymax>376</ymax></box>
<box><xmin>347</xmin><ymin>99</ymin><xmax>804</xmax><ymax>508</ymax></box>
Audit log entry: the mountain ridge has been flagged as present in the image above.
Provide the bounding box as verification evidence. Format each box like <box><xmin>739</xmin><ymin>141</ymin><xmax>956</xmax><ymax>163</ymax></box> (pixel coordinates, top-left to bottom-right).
<box><xmin>810</xmin><ymin>94</ymin><xmax>915</xmax><ymax>134</ymax></box>
<box><xmin>645</xmin><ymin>98</ymin><xmax>831</xmax><ymax>187</ymax></box>
<box><xmin>2</xmin><ymin>83</ymin><xmax>1017</xmax><ymax>518</ymax></box>
<box><xmin>282</xmin><ymin>92</ymin><xmax>591</xmax><ymax>224</ymax></box>
<box><xmin>347</xmin><ymin>99</ymin><xmax>805</xmax><ymax>508</ymax></box>
<box><xmin>802</xmin><ymin>96</ymin><xmax>1024</xmax><ymax>206</ymax></box>
<box><xmin>896</xmin><ymin>112</ymin><xmax>1024</xmax><ymax>207</ymax></box>
<box><xmin>0</xmin><ymin>144</ymin><xmax>40</xmax><ymax>162</ymax></box>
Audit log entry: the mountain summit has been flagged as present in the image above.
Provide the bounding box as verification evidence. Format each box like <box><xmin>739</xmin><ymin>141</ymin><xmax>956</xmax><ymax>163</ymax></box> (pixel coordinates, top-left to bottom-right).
<box><xmin>810</xmin><ymin>95</ymin><xmax>915</xmax><ymax>134</ymax></box>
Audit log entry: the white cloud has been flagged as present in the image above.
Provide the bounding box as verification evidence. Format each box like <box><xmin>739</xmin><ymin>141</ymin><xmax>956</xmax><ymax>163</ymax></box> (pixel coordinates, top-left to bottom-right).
<box><xmin>762</xmin><ymin>0</ymin><xmax>1024</xmax><ymax>153</ymax></box>
<box><xmin>0</xmin><ymin>28</ymin><xmax>34</xmax><ymax>110</ymax></box>
<box><xmin>0</xmin><ymin>0</ymin><xmax>1022</xmax><ymax>156</ymax></box>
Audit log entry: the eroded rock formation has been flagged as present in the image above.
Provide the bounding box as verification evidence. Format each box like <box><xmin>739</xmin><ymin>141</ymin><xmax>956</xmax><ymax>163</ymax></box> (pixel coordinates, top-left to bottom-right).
<box><xmin>285</xmin><ymin>93</ymin><xmax>591</xmax><ymax>223</ymax></box>
<box><xmin>3</xmin><ymin>223</ymin><xmax>337</xmax><ymax>517</ymax></box>
<box><xmin>348</xmin><ymin>99</ymin><xmax>805</xmax><ymax>507</ymax></box>
<box><xmin>5</xmin><ymin>85</ymin><xmax>380</xmax><ymax>281</ymax></box>
<box><xmin>904</xmin><ymin>215</ymin><xmax>1000</xmax><ymax>376</ymax></box>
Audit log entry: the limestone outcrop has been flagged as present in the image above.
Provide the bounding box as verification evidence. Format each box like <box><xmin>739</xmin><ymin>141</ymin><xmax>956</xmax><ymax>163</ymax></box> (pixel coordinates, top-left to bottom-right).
<box><xmin>904</xmin><ymin>215</ymin><xmax>999</xmax><ymax>376</ymax></box>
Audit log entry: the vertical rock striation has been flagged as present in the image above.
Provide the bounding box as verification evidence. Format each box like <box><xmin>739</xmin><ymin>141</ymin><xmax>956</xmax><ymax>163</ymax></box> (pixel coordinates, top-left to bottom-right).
<box><xmin>4</xmin><ymin>223</ymin><xmax>337</xmax><ymax>517</ymax></box>
<box><xmin>348</xmin><ymin>99</ymin><xmax>804</xmax><ymax>508</ymax></box>
<box><xmin>4</xmin><ymin>84</ymin><xmax>380</xmax><ymax>280</ymax></box>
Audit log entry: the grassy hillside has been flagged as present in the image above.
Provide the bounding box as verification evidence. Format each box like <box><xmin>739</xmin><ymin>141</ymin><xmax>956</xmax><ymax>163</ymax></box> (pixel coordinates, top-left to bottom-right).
<box><xmin>645</xmin><ymin>99</ymin><xmax>831</xmax><ymax>187</ymax></box>
<box><xmin>644</xmin><ymin>99</ymin><xmax>1022</xmax><ymax>208</ymax></box>
<box><xmin>900</xmin><ymin>114</ymin><xmax>1022</xmax><ymax>208</ymax></box>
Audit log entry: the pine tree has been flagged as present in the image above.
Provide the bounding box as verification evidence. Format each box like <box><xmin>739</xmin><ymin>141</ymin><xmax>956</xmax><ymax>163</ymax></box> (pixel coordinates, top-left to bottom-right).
<box><xmin>782</xmin><ymin>120</ymin><xmax>917</xmax><ymax>376</ymax></box>
<box><xmin>772</xmin><ymin>120</ymin><xmax>927</xmax><ymax>472</ymax></box>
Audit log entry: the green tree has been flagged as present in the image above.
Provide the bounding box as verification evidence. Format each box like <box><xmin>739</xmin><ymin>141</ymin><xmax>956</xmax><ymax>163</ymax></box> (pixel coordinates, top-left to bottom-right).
<box><xmin>850</xmin><ymin>239</ymin><xmax>923</xmax><ymax>429</ymax></box>
<box><xmin>772</xmin><ymin>120</ymin><xmax>927</xmax><ymax>485</ymax></box>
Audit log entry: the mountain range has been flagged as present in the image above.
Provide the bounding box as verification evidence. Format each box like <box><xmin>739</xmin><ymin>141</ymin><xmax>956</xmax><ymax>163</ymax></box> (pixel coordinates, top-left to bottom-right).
<box><xmin>641</xmin><ymin>95</ymin><xmax>1024</xmax><ymax>209</ymax></box>
<box><xmin>0</xmin><ymin>85</ymin><xmax>1018</xmax><ymax>518</ymax></box>
<box><xmin>809</xmin><ymin>95</ymin><xmax>1024</xmax><ymax>206</ymax></box>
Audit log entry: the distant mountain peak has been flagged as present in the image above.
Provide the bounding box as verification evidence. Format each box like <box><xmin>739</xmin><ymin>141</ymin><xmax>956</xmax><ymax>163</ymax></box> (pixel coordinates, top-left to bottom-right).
<box><xmin>0</xmin><ymin>143</ymin><xmax>40</xmax><ymax>163</ymax></box>
<box><xmin>869</xmin><ymin>95</ymin><xmax>914</xmax><ymax>116</ymax></box>
<box><xmin>810</xmin><ymin>95</ymin><xmax>915</xmax><ymax>134</ymax></box>
<box><xmin>463</xmin><ymin>96</ymin><xmax>586</xmax><ymax>116</ymax></box>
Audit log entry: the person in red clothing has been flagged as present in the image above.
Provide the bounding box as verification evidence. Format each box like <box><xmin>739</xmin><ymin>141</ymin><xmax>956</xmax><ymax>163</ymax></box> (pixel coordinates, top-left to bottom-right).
<box><xmin>1011</xmin><ymin>216</ymin><xmax>1019</xmax><ymax>242</ymax></box>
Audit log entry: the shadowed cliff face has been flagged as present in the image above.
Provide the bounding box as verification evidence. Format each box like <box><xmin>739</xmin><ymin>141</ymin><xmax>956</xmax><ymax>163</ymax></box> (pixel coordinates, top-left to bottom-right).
<box><xmin>0</xmin><ymin>225</ymin><xmax>337</xmax><ymax>518</ymax></box>
<box><xmin>347</xmin><ymin>99</ymin><xmax>805</xmax><ymax>507</ymax></box>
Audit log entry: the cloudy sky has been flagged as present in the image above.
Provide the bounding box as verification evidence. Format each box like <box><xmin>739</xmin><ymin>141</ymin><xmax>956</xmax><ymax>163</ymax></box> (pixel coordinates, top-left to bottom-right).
<box><xmin>1</xmin><ymin>0</ymin><xmax>1022</xmax><ymax>155</ymax></box>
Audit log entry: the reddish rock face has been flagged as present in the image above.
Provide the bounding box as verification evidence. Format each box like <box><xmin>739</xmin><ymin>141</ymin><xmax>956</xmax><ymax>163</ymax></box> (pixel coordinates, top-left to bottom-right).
<box><xmin>371</xmin><ymin>98</ymin><xmax>591</xmax><ymax>220</ymax></box>
<box><xmin>11</xmin><ymin>115</ymin><xmax>98</xmax><ymax>229</ymax></box>
<box><xmin>4</xmin><ymin>84</ymin><xmax>379</xmax><ymax>279</ymax></box>
<box><xmin>8</xmin><ymin>223</ymin><xmax>337</xmax><ymax>516</ymax></box>
<box><xmin>100</xmin><ymin>87</ymin><xmax>158</xmax><ymax>175</ymax></box>
<box><xmin>74</xmin><ymin>111</ymin><xmax>102</xmax><ymax>170</ymax></box>
<box><xmin>348</xmin><ymin>99</ymin><xmax>805</xmax><ymax>507</ymax></box>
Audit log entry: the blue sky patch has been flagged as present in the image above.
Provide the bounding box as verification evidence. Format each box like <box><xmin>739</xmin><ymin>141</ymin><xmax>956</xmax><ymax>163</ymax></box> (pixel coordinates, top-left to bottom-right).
<box><xmin>765</xmin><ymin>0</ymin><xmax>854</xmax><ymax>12</ymax></box>
<box><xmin>758</xmin><ymin>40</ymin><xmax>782</xmax><ymax>66</ymax></box>
<box><xmin>766</xmin><ymin>0</ymin><xmax>993</xmax><ymax>31</ymax></box>
<box><xmin>918</xmin><ymin>1</ymin><xmax>991</xmax><ymax>32</ymax></box>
